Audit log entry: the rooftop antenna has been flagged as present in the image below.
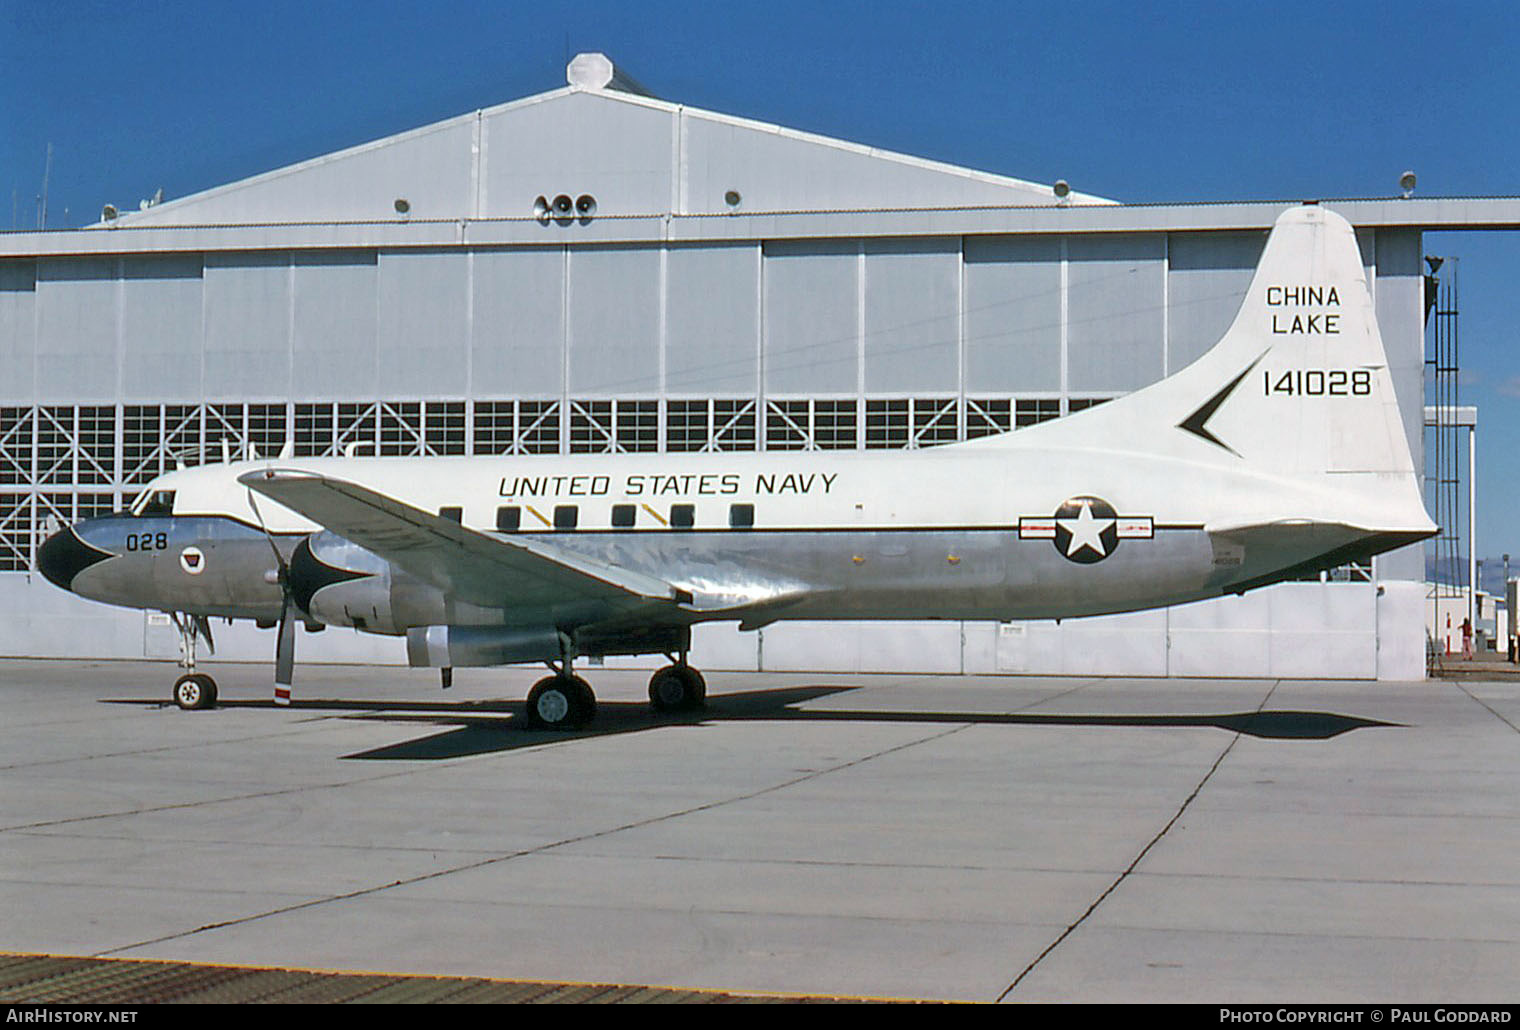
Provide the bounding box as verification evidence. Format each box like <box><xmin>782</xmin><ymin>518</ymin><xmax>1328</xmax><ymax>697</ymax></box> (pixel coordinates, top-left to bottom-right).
<box><xmin>38</xmin><ymin>142</ymin><xmax>53</xmax><ymax>229</ymax></box>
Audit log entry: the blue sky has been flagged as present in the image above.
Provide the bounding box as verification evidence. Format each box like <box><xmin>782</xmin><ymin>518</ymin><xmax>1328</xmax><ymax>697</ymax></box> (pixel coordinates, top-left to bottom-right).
<box><xmin>4</xmin><ymin>0</ymin><xmax>1519</xmax><ymax>565</ymax></box>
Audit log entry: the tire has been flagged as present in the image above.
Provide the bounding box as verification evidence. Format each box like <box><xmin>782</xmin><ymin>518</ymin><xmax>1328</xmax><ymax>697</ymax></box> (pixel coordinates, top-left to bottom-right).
<box><xmin>649</xmin><ymin>665</ymin><xmax>707</xmax><ymax>712</ymax></box>
<box><xmin>173</xmin><ymin>673</ymin><xmax>216</xmax><ymax>711</ymax></box>
<box><xmin>565</xmin><ymin>675</ymin><xmax>597</xmax><ymax>723</ymax></box>
<box><xmin>525</xmin><ymin>674</ymin><xmax>595</xmax><ymax>729</ymax></box>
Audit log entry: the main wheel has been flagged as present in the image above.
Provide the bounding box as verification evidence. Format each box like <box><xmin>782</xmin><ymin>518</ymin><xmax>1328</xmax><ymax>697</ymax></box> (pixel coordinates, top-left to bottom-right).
<box><xmin>525</xmin><ymin>674</ymin><xmax>595</xmax><ymax>729</ymax></box>
<box><xmin>173</xmin><ymin>673</ymin><xmax>218</xmax><ymax>711</ymax></box>
<box><xmin>648</xmin><ymin>665</ymin><xmax>707</xmax><ymax>712</ymax></box>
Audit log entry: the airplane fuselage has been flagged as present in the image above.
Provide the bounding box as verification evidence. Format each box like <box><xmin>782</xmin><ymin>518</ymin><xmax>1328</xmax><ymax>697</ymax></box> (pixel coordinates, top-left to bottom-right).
<box><xmin>49</xmin><ymin>436</ymin><xmax>1418</xmax><ymax>639</ymax></box>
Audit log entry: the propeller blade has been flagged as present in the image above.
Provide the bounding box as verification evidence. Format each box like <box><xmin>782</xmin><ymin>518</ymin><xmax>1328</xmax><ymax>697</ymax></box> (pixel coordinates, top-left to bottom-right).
<box><xmin>274</xmin><ymin>596</ymin><xmax>295</xmax><ymax>705</ymax></box>
<box><xmin>248</xmin><ymin>487</ymin><xmax>297</xmax><ymax>703</ymax></box>
<box><xmin>244</xmin><ymin>490</ymin><xmax>287</xmax><ymax>573</ymax></box>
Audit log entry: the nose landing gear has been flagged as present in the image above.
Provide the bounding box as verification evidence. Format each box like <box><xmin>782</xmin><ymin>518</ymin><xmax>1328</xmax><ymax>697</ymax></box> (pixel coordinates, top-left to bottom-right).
<box><xmin>169</xmin><ymin>612</ymin><xmax>218</xmax><ymax>710</ymax></box>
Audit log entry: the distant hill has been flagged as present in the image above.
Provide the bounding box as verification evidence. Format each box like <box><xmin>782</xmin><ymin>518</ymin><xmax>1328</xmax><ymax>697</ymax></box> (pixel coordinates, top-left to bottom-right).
<box><xmin>1426</xmin><ymin>554</ymin><xmax>1517</xmax><ymax>594</ymax></box>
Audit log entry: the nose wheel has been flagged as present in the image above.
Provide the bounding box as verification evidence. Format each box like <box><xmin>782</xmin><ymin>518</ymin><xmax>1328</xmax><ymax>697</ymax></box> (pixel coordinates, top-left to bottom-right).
<box><xmin>173</xmin><ymin>672</ymin><xmax>218</xmax><ymax>710</ymax></box>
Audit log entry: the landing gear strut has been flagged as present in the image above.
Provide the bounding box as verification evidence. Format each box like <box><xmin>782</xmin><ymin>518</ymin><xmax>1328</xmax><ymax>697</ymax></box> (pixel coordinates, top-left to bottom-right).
<box><xmin>648</xmin><ymin>654</ymin><xmax>706</xmax><ymax>713</ymax></box>
<box><xmin>169</xmin><ymin>612</ymin><xmax>218</xmax><ymax>711</ymax></box>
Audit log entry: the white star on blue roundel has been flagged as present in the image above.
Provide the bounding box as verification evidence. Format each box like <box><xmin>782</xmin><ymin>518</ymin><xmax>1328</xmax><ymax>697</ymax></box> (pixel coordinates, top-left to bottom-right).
<box><xmin>1053</xmin><ymin>496</ymin><xmax>1119</xmax><ymax>564</ymax></box>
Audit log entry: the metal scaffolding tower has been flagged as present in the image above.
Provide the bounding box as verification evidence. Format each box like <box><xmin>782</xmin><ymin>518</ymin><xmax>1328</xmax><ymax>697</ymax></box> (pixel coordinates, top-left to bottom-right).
<box><xmin>1425</xmin><ymin>256</ymin><xmax>1469</xmax><ymax>664</ymax></box>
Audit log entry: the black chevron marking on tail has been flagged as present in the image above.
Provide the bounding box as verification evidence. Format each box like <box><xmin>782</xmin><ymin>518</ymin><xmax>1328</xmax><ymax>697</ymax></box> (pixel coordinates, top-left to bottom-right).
<box><xmin>1178</xmin><ymin>354</ymin><xmax>1266</xmax><ymax>456</ymax></box>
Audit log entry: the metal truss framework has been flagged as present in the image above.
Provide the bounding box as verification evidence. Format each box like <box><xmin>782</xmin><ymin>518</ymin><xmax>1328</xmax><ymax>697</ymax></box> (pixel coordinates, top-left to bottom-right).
<box><xmin>0</xmin><ymin>394</ymin><xmax>1114</xmax><ymax>571</ymax></box>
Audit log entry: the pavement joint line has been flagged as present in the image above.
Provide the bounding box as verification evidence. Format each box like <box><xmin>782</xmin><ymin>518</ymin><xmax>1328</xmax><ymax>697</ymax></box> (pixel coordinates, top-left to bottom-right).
<box><xmin>93</xmin><ymin>720</ymin><xmax>979</xmax><ymax>960</ymax></box>
<box><xmin>995</xmin><ymin>678</ymin><xmax>1282</xmax><ymax>1003</ymax></box>
<box><xmin>1044</xmin><ymin>922</ymin><xmax>1520</xmax><ymax>947</ymax></box>
<box><xmin>1447</xmin><ymin>678</ymin><xmax>1520</xmax><ymax>736</ymax></box>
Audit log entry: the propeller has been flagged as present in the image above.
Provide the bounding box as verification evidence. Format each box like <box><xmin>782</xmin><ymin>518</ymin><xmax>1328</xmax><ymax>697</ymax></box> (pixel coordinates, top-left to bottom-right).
<box><xmin>247</xmin><ymin>488</ymin><xmax>296</xmax><ymax>705</ymax></box>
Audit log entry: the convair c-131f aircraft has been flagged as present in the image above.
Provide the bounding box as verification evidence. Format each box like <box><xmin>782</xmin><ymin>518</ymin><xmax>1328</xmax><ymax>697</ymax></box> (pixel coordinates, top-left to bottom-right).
<box><xmin>39</xmin><ymin>205</ymin><xmax>1435</xmax><ymax>726</ymax></box>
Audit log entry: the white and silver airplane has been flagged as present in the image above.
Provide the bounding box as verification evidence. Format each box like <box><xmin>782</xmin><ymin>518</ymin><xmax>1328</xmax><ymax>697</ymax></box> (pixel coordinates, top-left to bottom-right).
<box><xmin>40</xmin><ymin>204</ymin><xmax>1435</xmax><ymax>726</ymax></box>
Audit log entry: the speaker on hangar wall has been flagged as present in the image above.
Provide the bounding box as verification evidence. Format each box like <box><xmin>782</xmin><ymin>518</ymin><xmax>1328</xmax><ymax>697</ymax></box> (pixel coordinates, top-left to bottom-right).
<box><xmin>532</xmin><ymin>193</ymin><xmax>597</xmax><ymax>225</ymax></box>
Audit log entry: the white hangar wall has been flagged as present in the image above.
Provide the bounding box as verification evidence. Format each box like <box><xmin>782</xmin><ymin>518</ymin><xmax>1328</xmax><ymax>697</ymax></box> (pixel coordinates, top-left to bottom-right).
<box><xmin>0</xmin><ymin>58</ymin><xmax>1445</xmax><ymax>680</ymax></box>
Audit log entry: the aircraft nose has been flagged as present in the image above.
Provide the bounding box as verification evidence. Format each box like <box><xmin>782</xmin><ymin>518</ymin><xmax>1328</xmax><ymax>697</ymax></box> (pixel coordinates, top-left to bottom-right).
<box><xmin>37</xmin><ymin>524</ymin><xmax>115</xmax><ymax>592</ymax></box>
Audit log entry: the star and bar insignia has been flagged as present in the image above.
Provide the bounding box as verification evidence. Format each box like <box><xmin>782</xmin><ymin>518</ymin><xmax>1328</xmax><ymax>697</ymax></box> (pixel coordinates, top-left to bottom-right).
<box><xmin>1017</xmin><ymin>496</ymin><xmax>1153</xmax><ymax>564</ymax></box>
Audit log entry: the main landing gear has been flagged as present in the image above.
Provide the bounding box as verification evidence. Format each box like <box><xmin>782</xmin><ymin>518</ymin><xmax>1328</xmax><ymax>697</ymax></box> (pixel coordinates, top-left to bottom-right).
<box><xmin>525</xmin><ymin>671</ymin><xmax>597</xmax><ymax>730</ymax></box>
<box><xmin>648</xmin><ymin>661</ymin><xmax>706</xmax><ymax>713</ymax></box>
<box><xmin>522</xmin><ymin>653</ymin><xmax>707</xmax><ymax>730</ymax></box>
<box><xmin>169</xmin><ymin>612</ymin><xmax>218</xmax><ymax>711</ymax></box>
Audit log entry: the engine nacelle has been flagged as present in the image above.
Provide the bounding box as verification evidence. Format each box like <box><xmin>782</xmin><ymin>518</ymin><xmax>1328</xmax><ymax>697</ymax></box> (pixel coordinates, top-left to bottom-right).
<box><xmin>407</xmin><ymin>622</ymin><xmax>692</xmax><ymax>668</ymax></box>
<box><xmin>289</xmin><ymin>531</ymin><xmax>458</xmax><ymax>635</ymax></box>
<box><xmin>406</xmin><ymin>625</ymin><xmax>567</xmax><ymax>667</ymax></box>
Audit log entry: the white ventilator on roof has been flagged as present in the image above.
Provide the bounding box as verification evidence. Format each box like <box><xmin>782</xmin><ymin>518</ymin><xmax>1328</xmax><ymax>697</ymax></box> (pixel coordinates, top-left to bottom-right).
<box><xmin>566</xmin><ymin>52</ymin><xmax>656</xmax><ymax>97</ymax></box>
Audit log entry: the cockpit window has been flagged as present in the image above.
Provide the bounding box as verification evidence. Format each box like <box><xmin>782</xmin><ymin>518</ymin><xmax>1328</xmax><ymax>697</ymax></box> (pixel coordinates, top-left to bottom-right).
<box><xmin>131</xmin><ymin>490</ymin><xmax>176</xmax><ymax>517</ymax></box>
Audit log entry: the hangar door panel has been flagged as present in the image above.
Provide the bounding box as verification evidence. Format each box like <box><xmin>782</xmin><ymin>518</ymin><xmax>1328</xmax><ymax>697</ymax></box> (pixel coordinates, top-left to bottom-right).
<box><xmin>292</xmin><ymin>251</ymin><xmax>378</xmax><ymax>400</ymax></box>
<box><xmin>1167</xmin><ymin>231</ymin><xmax>1265</xmax><ymax>374</ymax></box>
<box><xmin>205</xmin><ymin>253</ymin><xmax>290</xmax><ymax>398</ymax></box>
<box><xmin>472</xmin><ymin>248</ymin><xmax>564</xmax><ymax>398</ymax></box>
<box><xmin>0</xmin><ymin>260</ymin><xmax>36</xmax><ymax>402</ymax></box>
<box><xmin>35</xmin><ymin>258</ymin><xmax>117</xmax><ymax>401</ymax></box>
<box><xmin>963</xmin><ymin>236</ymin><xmax>1060</xmax><ymax>393</ymax></box>
<box><xmin>1066</xmin><ymin>235</ymin><xmax>1164</xmax><ymax>393</ymax></box>
<box><xmin>378</xmin><ymin>250</ymin><xmax>468</xmax><ymax>397</ymax></box>
<box><xmin>764</xmin><ymin>241</ymin><xmax>857</xmax><ymax>396</ymax></box>
<box><xmin>121</xmin><ymin>255</ymin><xmax>203</xmax><ymax>401</ymax></box>
<box><xmin>567</xmin><ymin>246</ymin><xmax>660</xmax><ymax>395</ymax></box>
<box><xmin>666</xmin><ymin>244</ymin><xmax>758</xmax><ymax>394</ymax></box>
<box><xmin>864</xmin><ymin>239</ymin><xmax>958</xmax><ymax>393</ymax></box>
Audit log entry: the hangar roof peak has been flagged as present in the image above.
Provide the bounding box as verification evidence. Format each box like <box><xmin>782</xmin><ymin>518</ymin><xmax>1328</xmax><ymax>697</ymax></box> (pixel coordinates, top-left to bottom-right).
<box><xmin>103</xmin><ymin>55</ymin><xmax>1112</xmax><ymax>228</ymax></box>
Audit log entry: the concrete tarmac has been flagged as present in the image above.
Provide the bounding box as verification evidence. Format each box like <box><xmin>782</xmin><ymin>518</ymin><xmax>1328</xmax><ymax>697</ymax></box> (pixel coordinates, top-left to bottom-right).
<box><xmin>2</xmin><ymin>659</ymin><xmax>1517</xmax><ymax>1003</ymax></box>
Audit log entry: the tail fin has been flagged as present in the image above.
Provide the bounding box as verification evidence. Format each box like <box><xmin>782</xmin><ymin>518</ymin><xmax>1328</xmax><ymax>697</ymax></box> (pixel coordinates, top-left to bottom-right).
<box><xmin>1165</xmin><ymin>203</ymin><xmax>1413</xmax><ymax>479</ymax></box>
<box><xmin>985</xmin><ymin>205</ymin><xmax>1422</xmax><ymax>498</ymax></box>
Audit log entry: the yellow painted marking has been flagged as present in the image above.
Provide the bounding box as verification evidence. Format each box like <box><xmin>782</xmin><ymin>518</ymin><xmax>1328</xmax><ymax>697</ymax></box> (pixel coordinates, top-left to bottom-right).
<box><xmin>641</xmin><ymin>504</ymin><xmax>669</xmax><ymax>527</ymax></box>
<box><xmin>524</xmin><ymin>505</ymin><xmax>552</xmax><ymax>528</ymax></box>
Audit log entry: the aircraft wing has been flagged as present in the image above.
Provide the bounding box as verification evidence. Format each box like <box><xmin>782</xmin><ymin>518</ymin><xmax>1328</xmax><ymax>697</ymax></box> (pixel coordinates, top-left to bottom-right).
<box><xmin>237</xmin><ymin>469</ymin><xmax>691</xmax><ymax>617</ymax></box>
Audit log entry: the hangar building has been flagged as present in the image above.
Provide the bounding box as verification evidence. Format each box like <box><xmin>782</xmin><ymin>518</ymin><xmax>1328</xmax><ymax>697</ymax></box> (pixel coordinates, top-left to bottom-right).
<box><xmin>3</xmin><ymin>54</ymin><xmax>1515</xmax><ymax>680</ymax></box>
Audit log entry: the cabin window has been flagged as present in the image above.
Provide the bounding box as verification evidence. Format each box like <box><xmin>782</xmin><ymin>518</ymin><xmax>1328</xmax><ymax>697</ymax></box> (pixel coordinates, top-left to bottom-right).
<box><xmin>438</xmin><ymin>506</ymin><xmax>462</xmax><ymax>523</ymax></box>
<box><xmin>729</xmin><ymin>503</ymin><xmax>755</xmax><ymax>530</ymax></box>
<box><xmin>554</xmin><ymin>505</ymin><xmax>579</xmax><ymax>531</ymax></box>
<box><xmin>670</xmin><ymin>504</ymin><xmax>695</xmax><ymax>530</ymax></box>
<box><xmin>611</xmin><ymin>504</ymin><xmax>636</xmax><ymax>529</ymax></box>
<box><xmin>496</xmin><ymin>506</ymin><xmax>521</xmax><ymax>532</ymax></box>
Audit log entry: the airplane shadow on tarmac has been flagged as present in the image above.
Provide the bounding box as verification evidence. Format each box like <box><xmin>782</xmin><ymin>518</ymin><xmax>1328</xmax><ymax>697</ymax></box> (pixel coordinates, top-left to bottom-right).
<box><xmin>105</xmin><ymin>684</ymin><xmax>1400</xmax><ymax>761</ymax></box>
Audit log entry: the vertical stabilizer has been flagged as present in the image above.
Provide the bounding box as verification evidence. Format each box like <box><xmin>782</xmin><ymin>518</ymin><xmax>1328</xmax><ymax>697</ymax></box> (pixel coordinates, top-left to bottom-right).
<box><xmin>993</xmin><ymin>205</ymin><xmax>1423</xmax><ymax>496</ymax></box>
<box><xmin>1174</xmin><ymin>204</ymin><xmax>1412</xmax><ymax>478</ymax></box>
